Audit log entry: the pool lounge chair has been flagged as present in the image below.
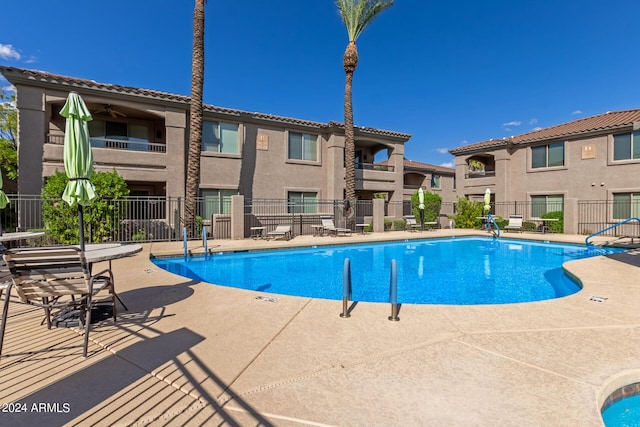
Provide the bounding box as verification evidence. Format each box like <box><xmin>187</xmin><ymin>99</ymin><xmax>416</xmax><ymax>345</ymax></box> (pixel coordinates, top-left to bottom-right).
<box><xmin>267</xmin><ymin>224</ymin><xmax>292</xmax><ymax>240</ymax></box>
<box><xmin>320</xmin><ymin>216</ymin><xmax>351</xmax><ymax>236</ymax></box>
<box><xmin>404</xmin><ymin>215</ymin><xmax>422</xmax><ymax>232</ymax></box>
<box><xmin>504</xmin><ymin>215</ymin><xmax>523</xmax><ymax>232</ymax></box>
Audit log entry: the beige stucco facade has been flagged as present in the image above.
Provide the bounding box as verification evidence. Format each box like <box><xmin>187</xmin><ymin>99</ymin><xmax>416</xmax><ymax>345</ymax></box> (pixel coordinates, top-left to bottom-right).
<box><xmin>450</xmin><ymin>110</ymin><xmax>640</xmax><ymax>233</ymax></box>
<box><xmin>2</xmin><ymin>67</ymin><xmax>421</xmax><ymax>210</ymax></box>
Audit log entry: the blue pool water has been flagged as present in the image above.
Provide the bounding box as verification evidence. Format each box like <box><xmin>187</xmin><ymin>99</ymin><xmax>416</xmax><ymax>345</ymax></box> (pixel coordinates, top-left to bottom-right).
<box><xmin>602</xmin><ymin>395</ymin><xmax>640</xmax><ymax>426</ymax></box>
<box><xmin>152</xmin><ymin>237</ymin><xmax>623</xmax><ymax>305</ymax></box>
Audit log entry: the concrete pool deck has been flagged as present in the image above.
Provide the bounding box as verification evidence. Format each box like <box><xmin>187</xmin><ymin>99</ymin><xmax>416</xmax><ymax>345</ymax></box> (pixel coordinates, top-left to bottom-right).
<box><xmin>1</xmin><ymin>229</ymin><xmax>640</xmax><ymax>426</ymax></box>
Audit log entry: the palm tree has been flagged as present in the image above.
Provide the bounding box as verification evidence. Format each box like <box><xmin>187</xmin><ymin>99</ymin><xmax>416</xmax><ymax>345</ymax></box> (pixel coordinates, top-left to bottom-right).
<box><xmin>336</xmin><ymin>0</ymin><xmax>393</xmax><ymax>205</ymax></box>
<box><xmin>185</xmin><ymin>0</ymin><xmax>206</xmax><ymax>237</ymax></box>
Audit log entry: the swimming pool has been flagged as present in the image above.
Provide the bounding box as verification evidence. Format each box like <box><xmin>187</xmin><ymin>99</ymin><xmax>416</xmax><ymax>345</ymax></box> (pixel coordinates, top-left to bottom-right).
<box><xmin>152</xmin><ymin>237</ymin><xmax>624</xmax><ymax>305</ymax></box>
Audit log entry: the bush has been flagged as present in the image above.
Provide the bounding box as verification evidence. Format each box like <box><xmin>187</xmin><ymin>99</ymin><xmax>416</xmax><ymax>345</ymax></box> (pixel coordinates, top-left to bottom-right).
<box><xmin>411</xmin><ymin>191</ymin><xmax>442</xmax><ymax>224</ymax></box>
<box><xmin>451</xmin><ymin>197</ymin><xmax>484</xmax><ymax>229</ymax></box>
<box><xmin>384</xmin><ymin>219</ymin><xmax>393</xmax><ymax>231</ymax></box>
<box><xmin>542</xmin><ymin>211</ymin><xmax>564</xmax><ymax>233</ymax></box>
<box><xmin>393</xmin><ymin>219</ymin><xmax>406</xmax><ymax>230</ymax></box>
<box><xmin>42</xmin><ymin>170</ymin><xmax>130</xmax><ymax>244</ymax></box>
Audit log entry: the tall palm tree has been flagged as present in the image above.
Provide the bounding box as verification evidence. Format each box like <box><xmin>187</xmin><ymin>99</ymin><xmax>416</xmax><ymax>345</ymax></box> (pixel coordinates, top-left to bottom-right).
<box><xmin>185</xmin><ymin>0</ymin><xmax>206</xmax><ymax>237</ymax></box>
<box><xmin>336</xmin><ymin>0</ymin><xmax>393</xmax><ymax>205</ymax></box>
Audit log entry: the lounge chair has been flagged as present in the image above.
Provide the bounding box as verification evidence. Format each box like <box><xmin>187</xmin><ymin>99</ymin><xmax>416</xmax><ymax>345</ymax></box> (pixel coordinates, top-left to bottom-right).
<box><xmin>267</xmin><ymin>224</ymin><xmax>292</xmax><ymax>240</ymax></box>
<box><xmin>404</xmin><ymin>215</ymin><xmax>422</xmax><ymax>232</ymax></box>
<box><xmin>503</xmin><ymin>215</ymin><xmax>523</xmax><ymax>232</ymax></box>
<box><xmin>320</xmin><ymin>216</ymin><xmax>351</xmax><ymax>236</ymax></box>
<box><xmin>0</xmin><ymin>246</ymin><xmax>119</xmax><ymax>358</ymax></box>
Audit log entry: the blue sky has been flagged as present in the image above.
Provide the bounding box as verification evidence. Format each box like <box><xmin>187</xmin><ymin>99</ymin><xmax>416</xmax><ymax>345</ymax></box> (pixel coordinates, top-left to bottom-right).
<box><xmin>3</xmin><ymin>0</ymin><xmax>640</xmax><ymax>168</ymax></box>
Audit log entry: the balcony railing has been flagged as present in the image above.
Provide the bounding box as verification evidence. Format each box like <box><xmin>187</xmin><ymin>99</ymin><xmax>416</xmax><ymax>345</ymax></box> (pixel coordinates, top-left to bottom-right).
<box><xmin>465</xmin><ymin>170</ymin><xmax>496</xmax><ymax>179</ymax></box>
<box><xmin>356</xmin><ymin>162</ymin><xmax>395</xmax><ymax>172</ymax></box>
<box><xmin>47</xmin><ymin>134</ymin><xmax>167</xmax><ymax>153</ymax></box>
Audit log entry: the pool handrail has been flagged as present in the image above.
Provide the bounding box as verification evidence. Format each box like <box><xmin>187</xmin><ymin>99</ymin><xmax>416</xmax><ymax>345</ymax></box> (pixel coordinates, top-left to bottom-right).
<box><xmin>487</xmin><ymin>214</ymin><xmax>501</xmax><ymax>238</ymax></box>
<box><xmin>585</xmin><ymin>217</ymin><xmax>640</xmax><ymax>246</ymax></box>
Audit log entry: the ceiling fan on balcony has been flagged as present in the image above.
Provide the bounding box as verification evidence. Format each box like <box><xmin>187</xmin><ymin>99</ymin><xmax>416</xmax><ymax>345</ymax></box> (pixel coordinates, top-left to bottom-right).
<box><xmin>93</xmin><ymin>104</ymin><xmax>127</xmax><ymax>119</ymax></box>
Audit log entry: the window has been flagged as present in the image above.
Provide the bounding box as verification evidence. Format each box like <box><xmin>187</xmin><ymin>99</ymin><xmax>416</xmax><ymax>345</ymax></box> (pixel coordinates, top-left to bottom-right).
<box><xmin>531</xmin><ymin>195</ymin><xmax>563</xmax><ymax>217</ymax></box>
<box><xmin>199</xmin><ymin>189</ymin><xmax>238</xmax><ymax>218</ymax></box>
<box><xmin>430</xmin><ymin>175</ymin><xmax>441</xmax><ymax>189</ymax></box>
<box><xmin>288</xmin><ymin>132</ymin><xmax>318</xmax><ymax>161</ymax></box>
<box><xmin>202</xmin><ymin>121</ymin><xmax>239</xmax><ymax>154</ymax></box>
<box><xmin>613</xmin><ymin>193</ymin><xmax>640</xmax><ymax>219</ymax></box>
<box><xmin>287</xmin><ymin>192</ymin><xmax>318</xmax><ymax>213</ymax></box>
<box><xmin>613</xmin><ymin>132</ymin><xmax>640</xmax><ymax>161</ymax></box>
<box><xmin>531</xmin><ymin>142</ymin><xmax>564</xmax><ymax>168</ymax></box>
<box><xmin>88</xmin><ymin>120</ymin><xmax>150</xmax><ymax>150</ymax></box>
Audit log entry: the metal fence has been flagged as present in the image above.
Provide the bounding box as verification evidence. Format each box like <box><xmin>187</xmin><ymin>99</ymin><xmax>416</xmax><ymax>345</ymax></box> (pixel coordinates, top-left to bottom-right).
<box><xmin>578</xmin><ymin>200</ymin><xmax>640</xmax><ymax>237</ymax></box>
<box><xmin>245</xmin><ymin>199</ymin><xmax>374</xmax><ymax>237</ymax></box>
<box><xmin>3</xmin><ymin>195</ymin><xmax>637</xmax><ymax>243</ymax></box>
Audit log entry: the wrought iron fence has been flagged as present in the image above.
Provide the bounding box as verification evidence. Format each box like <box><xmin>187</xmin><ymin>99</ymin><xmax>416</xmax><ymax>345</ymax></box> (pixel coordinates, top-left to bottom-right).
<box><xmin>578</xmin><ymin>200</ymin><xmax>640</xmax><ymax>237</ymax></box>
<box><xmin>5</xmin><ymin>194</ymin><xmax>635</xmax><ymax>242</ymax></box>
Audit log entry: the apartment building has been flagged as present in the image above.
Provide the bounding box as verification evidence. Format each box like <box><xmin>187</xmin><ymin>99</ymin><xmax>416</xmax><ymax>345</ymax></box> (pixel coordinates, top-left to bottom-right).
<box><xmin>1</xmin><ymin>66</ymin><xmax>416</xmax><ymax>213</ymax></box>
<box><xmin>449</xmin><ymin>109</ymin><xmax>640</xmax><ymax>233</ymax></box>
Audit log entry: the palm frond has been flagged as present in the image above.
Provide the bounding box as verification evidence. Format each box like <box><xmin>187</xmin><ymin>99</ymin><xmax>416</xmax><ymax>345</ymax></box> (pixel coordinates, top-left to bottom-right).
<box><xmin>336</xmin><ymin>0</ymin><xmax>393</xmax><ymax>42</ymax></box>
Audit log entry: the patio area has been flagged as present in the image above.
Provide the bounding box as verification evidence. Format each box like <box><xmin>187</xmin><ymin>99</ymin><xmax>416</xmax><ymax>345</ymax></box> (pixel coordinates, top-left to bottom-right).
<box><xmin>2</xmin><ymin>229</ymin><xmax>640</xmax><ymax>426</ymax></box>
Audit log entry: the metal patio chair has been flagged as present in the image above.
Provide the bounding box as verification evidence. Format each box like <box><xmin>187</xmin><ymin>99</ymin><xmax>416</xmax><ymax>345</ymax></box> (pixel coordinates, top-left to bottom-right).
<box><xmin>0</xmin><ymin>246</ymin><xmax>119</xmax><ymax>358</ymax></box>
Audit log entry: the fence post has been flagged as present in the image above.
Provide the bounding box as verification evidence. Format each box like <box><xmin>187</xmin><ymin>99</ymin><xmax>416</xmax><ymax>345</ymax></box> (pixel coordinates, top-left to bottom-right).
<box><xmin>564</xmin><ymin>198</ymin><xmax>578</xmax><ymax>234</ymax></box>
<box><xmin>230</xmin><ymin>195</ymin><xmax>244</xmax><ymax>239</ymax></box>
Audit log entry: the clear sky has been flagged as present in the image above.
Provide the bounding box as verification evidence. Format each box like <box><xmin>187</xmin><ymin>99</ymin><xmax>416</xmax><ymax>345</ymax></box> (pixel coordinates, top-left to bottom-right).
<box><xmin>3</xmin><ymin>0</ymin><xmax>640</xmax><ymax>168</ymax></box>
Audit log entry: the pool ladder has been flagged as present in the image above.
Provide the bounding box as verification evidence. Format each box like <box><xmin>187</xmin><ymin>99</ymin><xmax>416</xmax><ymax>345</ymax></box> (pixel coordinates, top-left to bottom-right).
<box><xmin>486</xmin><ymin>214</ymin><xmax>500</xmax><ymax>238</ymax></box>
<box><xmin>340</xmin><ymin>258</ymin><xmax>400</xmax><ymax>321</ymax></box>
<box><xmin>183</xmin><ymin>227</ymin><xmax>210</xmax><ymax>257</ymax></box>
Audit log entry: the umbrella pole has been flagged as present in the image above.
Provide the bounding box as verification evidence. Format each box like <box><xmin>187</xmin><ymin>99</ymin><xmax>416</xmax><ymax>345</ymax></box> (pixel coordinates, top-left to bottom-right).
<box><xmin>78</xmin><ymin>205</ymin><xmax>85</xmax><ymax>252</ymax></box>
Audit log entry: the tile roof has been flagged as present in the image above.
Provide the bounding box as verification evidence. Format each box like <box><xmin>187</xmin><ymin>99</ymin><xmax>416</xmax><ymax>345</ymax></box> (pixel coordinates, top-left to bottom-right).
<box><xmin>0</xmin><ymin>66</ymin><xmax>411</xmax><ymax>140</ymax></box>
<box><xmin>378</xmin><ymin>159</ymin><xmax>455</xmax><ymax>174</ymax></box>
<box><xmin>449</xmin><ymin>109</ymin><xmax>640</xmax><ymax>155</ymax></box>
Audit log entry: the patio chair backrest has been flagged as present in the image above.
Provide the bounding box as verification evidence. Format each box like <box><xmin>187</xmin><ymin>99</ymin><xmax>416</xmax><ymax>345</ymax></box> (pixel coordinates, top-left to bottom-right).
<box><xmin>508</xmin><ymin>215</ymin><xmax>523</xmax><ymax>227</ymax></box>
<box><xmin>321</xmin><ymin>216</ymin><xmax>336</xmax><ymax>229</ymax></box>
<box><xmin>3</xmin><ymin>246</ymin><xmax>91</xmax><ymax>303</ymax></box>
<box><xmin>404</xmin><ymin>215</ymin><xmax>418</xmax><ymax>225</ymax></box>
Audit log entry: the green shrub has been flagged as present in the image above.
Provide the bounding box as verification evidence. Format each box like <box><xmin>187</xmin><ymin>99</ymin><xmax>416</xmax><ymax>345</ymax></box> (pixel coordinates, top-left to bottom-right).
<box><xmin>522</xmin><ymin>221</ymin><xmax>537</xmax><ymax>232</ymax></box>
<box><xmin>411</xmin><ymin>191</ymin><xmax>442</xmax><ymax>224</ymax></box>
<box><xmin>42</xmin><ymin>170</ymin><xmax>130</xmax><ymax>244</ymax></box>
<box><xmin>451</xmin><ymin>197</ymin><xmax>483</xmax><ymax>229</ymax></box>
<box><xmin>393</xmin><ymin>219</ymin><xmax>406</xmax><ymax>230</ymax></box>
<box><xmin>542</xmin><ymin>211</ymin><xmax>564</xmax><ymax>233</ymax></box>
<box><xmin>384</xmin><ymin>219</ymin><xmax>393</xmax><ymax>231</ymax></box>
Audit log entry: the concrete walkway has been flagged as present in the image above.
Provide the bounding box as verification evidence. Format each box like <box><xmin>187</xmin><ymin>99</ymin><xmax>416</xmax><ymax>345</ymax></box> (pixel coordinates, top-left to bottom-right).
<box><xmin>1</xmin><ymin>230</ymin><xmax>640</xmax><ymax>426</ymax></box>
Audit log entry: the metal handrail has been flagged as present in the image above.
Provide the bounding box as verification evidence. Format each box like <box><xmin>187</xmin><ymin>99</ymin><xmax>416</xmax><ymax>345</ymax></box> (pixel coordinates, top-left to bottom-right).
<box><xmin>487</xmin><ymin>214</ymin><xmax>500</xmax><ymax>238</ymax></box>
<box><xmin>585</xmin><ymin>217</ymin><xmax>640</xmax><ymax>246</ymax></box>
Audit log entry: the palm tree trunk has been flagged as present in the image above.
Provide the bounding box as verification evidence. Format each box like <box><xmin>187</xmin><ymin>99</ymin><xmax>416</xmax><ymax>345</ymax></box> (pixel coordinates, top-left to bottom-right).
<box><xmin>343</xmin><ymin>41</ymin><xmax>358</xmax><ymax>205</ymax></box>
<box><xmin>344</xmin><ymin>69</ymin><xmax>355</xmax><ymax>203</ymax></box>
<box><xmin>185</xmin><ymin>0</ymin><xmax>205</xmax><ymax>238</ymax></box>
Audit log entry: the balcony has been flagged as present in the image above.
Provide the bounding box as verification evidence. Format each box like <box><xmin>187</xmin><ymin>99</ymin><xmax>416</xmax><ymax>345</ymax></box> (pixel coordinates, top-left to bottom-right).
<box><xmin>355</xmin><ymin>162</ymin><xmax>397</xmax><ymax>192</ymax></box>
<box><xmin>47</xmin><ymin>134</ymin><xmax>167</xmax><ymax>153</ymax></box>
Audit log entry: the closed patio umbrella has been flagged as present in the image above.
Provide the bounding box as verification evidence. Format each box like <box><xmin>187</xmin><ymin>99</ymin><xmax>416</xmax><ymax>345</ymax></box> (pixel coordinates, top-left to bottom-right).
<box><xmin>418</xmin><ymin>187</ymin><xmax>425</xmax><ymax>230</ymax></box>
<box><xmin>60</xmin><ymin>92</ymin><xmax>96</xmax><ymax>251</ymax></box>
<box><xmin>0</xmin><ymin>171</ymin><xmax>9</xmax><ymax>236</ymax></box>
<box><xmin>484</xmin><ymin>188</ymin><xmax>491</xmax><ymax>215</ymax></box>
